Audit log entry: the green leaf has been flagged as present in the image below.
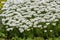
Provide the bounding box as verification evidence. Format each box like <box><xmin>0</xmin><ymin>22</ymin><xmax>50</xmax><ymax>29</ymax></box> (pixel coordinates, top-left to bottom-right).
<box><xmin>26</xmin><ymin>38</ymin><xmax>33</xmax><ymax>40</ymax></box>
<box><xmin>0</xmin><ymin>32</ymin><xmax>5</xmax><ymax>37</ymax></box>
<box><xmin>0</xmin><ymin>38</ymin><xmax>4</xmax><ymax>40</ymax></box>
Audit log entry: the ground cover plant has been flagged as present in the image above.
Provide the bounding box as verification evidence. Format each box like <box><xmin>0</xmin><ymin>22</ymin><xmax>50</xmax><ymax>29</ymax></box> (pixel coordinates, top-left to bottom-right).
<box><xmin>0</xmin><ymin>0</ymin><xmax>60</xmax><ymax>40</ymax></box>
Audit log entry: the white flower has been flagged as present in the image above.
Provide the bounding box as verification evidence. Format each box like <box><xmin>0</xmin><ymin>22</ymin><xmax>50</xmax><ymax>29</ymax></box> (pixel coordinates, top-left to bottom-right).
<box><xmin>50</xmin><ymin>30</ymin><xmax>53</xmax><ymax>32</ymax></box>
<box><xmin>33</xmin><ymin>25</ymin><xmax>37</xmax><ymax>28</ymax></box>
<box><xmin>44</xmin><ymin>30</ymin><xmax>47</xmax><ymax>32</ymax></box>
<box><xmin>52</xmin><ymin>23</ymin><xmax>56</xmax><ymax>26</ymax></box>
<box><xmin>23</xmin><ymin>25</ymin><xmax>29</xmax><ymax>30</ymax></box>
<box><xmin>44</xmin><ymin>25</ymin><xmax>47</xmax><ymax>28</ymax></box>
<box><xmin>17</xmin><ymin>8</ymin><xmax>21</xmax><ymax>11</ymax></box>
<box><xmin>19</xmin><ymin>28</ymin><xmax>24</xmax><ymax>33</ymax></box>
<box><xmin>6</xmin><ymin>26</ymin><xmax>9</xmax><ymax>28</ymax></box>
<box><xmin>54</xmin><ymin>19</ymin><xmax>59</xmax><ymax>21</ymax></box>
<box><xmin>27</xmin><ymin>29</ymin><xmax>30</xmax><ymax>31</ymax></box>
<box><xmin>38</xmin><ymin>25</ymin><xmax>42</xmax><ymax>28</ymax></box>
<box><xmin>38</xmin><ymin>25</ymin><xmax>43</xmax><ymax>29</ymax></box>
<box><xmin>6</xmin><ymin>28</ymin><xmax>13</xmax><ymax>31</ymax></box>
<box><xmin>46</xmin><ymin>23</ymin><xmax>50</xmax><ymax>25</ymax></box>
<box><xmin>13</xmin><ymin>0</ymin><xmax>21</xmax><ymax>4</ymax></box>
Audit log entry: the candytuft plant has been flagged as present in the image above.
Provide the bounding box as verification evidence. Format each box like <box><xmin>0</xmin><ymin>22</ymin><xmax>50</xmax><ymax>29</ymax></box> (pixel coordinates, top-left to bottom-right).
<box><xmin>0</xmin><ymin>0</ymin><xmax>60</xmax><ymax>39</ymax></box>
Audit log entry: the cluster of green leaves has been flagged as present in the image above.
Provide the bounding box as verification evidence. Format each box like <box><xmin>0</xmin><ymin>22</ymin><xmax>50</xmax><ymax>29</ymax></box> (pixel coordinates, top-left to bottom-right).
<box><xmin>0</xmin><ymin>37</ymin><xmax>60</xmax><ymax>40</ymax></box>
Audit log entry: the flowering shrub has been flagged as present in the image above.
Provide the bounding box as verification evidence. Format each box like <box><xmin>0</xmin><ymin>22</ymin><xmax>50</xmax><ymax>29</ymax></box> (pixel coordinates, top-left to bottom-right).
<box><xmin>0</xmin><ymin>0</ymin><xmax>60</xmax><ymax>39</ymax></box>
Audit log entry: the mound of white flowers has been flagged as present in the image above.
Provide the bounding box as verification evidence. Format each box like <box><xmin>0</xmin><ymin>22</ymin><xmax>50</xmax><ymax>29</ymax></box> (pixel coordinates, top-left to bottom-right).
<box><xmin>0</xmin><ymin>0</ymin><xmax>60</xmax><ymax>33</ymax></box>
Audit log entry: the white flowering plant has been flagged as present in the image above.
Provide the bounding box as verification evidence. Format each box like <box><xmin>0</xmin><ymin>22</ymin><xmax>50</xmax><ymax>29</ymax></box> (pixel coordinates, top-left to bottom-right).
<box><xmin>0</xmin><ymin>0</ymin><xmax>60</xmax><ymax>39</ymax></box>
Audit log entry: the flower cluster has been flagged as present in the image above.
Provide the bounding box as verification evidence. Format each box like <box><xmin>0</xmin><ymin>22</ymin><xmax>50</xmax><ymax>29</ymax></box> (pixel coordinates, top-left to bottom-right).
<box><xmin>0</xmin><ymin>0</ymin><xmax>60</xmax><ymax>33</ymax></box>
